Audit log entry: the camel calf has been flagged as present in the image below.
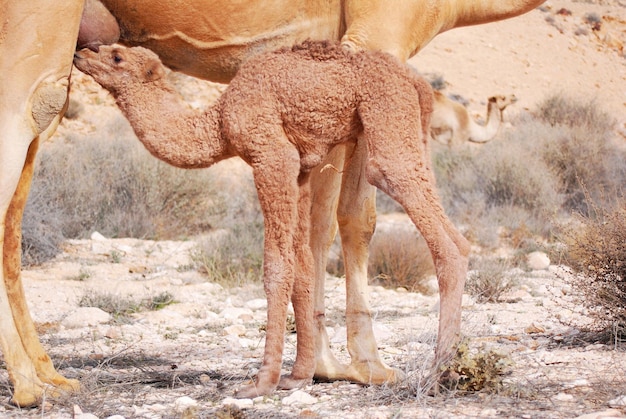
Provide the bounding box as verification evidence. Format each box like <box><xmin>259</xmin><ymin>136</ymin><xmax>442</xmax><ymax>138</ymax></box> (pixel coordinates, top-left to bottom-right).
<box><xmin>74</xmin><ymin>40</ymin><xmax>470</xmax><ymax>398</ymax></box>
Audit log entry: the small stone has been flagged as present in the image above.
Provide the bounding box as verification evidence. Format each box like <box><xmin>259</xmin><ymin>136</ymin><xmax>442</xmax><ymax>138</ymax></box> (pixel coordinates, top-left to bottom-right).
<box><xmin>174</xmin><ymin>396</ymin><xmax>198</xmax><ymax>412</ymax></box>
<box><xmin>575</xmin><ymin>409</ymin><xmax>625</xmax><ymax>419</ymax></box>
<box><xmin>219</xmin><ymin>307</ymin><xmax>254</xmax><ymax>322</ymax></box>
<box><xmin>245</xmin><ymin>298</ymin><xmax>267</xmax><ymax>310</ymax></box>
<box><xmin>104</xmin><ymin>327</ymin><xmax>122</xmax><ymax>339</ymax></box>
<box><xmin>282</xmin><ymin>390</ymin><xmax>318</xmax><ymax>405</ymax></box>
<box><xmin>527</xmin><ymin>251</ymin><xmax>550</xmax><ymax>270</ymax></box>
<box><xmin>525</xmin><ymin>323</ymin><xmax>545</xmax><ymax>334</ymax></box>
<box><xmin>222</xmin><ymin>396</ymin><xmax>253</xmax><ymax>408</ymax></box>
<box><xmin>73</xmin><ymin>404</ymin><xmax>98</xmax><ymax>419</ymax></box>
<box><xmin>608</xmin><ymin>395</ymin><xmax>626</xmax><ymax>407</ymax></box>
<box><xmin>553</xmin><ymin>392</ymin><xmax>574</xmax><ymax>401</ymax></box>
<box><xmin>223</xmin><ymin>324</ymin><xmax>246</xmax><ymax>336</ymax></box>
<box><xmin>90</xmin><ymin>231</ymin><xmax>107</xmax><ymax>241</ymax></box>
<box><xmin>62</xmin><ymin>307</ymin><xmax>111</xmax><ymax>328</ymax></box>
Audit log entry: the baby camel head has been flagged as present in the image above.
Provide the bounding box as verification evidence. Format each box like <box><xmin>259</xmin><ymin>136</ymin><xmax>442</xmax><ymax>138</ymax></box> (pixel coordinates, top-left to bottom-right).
<box><xmin>74</xmin><ymin>45</ymin><xmax>166</xmax><ymax>95</ymax></box>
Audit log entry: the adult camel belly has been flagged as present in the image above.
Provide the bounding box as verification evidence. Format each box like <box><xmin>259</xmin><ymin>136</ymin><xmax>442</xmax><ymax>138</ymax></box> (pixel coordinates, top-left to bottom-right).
<box><xmin>100</xmin><ymin>0</ymin><xmax>343</xmax><ymax>83</ymax></box>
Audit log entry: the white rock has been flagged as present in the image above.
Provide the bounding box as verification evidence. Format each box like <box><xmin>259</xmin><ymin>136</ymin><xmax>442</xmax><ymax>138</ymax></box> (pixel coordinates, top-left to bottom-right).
<box><xmin>219</xmin><ymin>307</ymin><xmax>254</xmax><ymax>321</ymax></box>
<box><xmin>62</xmin><ymin>307</ymin><xmax>111</xmax><ymax>328</ymax></box>
<box><xmin>90</xmin><ymin>231</ymin><xmax>107</xmax><ymax>241</ymax></box>
<box><xmin>282</xmin><ymin>390</ymin><xmax>318</xmax><ymax>405</ymax></box>
<box><xmin>222</xmin><ymin>396</ymin><xmax>253</xmax><ymax>408</ymax></box>
<box><xmin>223</xmin><ymin>324</ymin><xmax>246</xmax><ymax>336</ymax></box>
<box><xmin>553</xmin><ymin>392</ymin><xmax>574</xmax><ymax>401</ymax></box>
<box><xmin>527</xmin><ymin>251</ymin><xmax>550</xmax><ymax>270</ymax></box>
<box><xmin>104</xmin><ymin>416</ymin><xmax>126</xmax><ymax>419</ymax></box>
<box><xmin>245</xmin><ymin>298</ymin><xmax>267</xmax><ymax>311</ymax></box>
<box><xmin>238</xmin><ymin>338</ymin><xmax>259</xmax><ymax>348</ymax></box>
<box><xmin>174</xmin><ymin>396</ymin><xmax>198</xmax><ymax>412</ymax></box>
<box><xmin>575</xmin><ymin>409</ymin><xmax>625</xmax><ymax>419</ymax></box>
<box><xmin>608</xmin><ymin>395</ymin><xmax>626</xmax><ymax>407</ymax></box>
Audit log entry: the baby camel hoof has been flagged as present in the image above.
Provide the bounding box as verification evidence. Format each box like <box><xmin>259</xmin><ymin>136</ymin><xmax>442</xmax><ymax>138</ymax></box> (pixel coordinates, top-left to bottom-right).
<box><xmin>278</xmin><ymin>375</ymin><xmax>312</xmax><ymax>390</ymax></box>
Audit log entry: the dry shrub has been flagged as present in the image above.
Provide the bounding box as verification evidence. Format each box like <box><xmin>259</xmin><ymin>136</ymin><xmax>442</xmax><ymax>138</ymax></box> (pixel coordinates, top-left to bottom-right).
<box><xmin>466</xmin><ymin>257</ymin><xmax>518</xmax><ymax>303</ymax></box>
<box><xmin>440</xmin><ymin>339</ymin><xmax>513</xmax><ymax>393</ymax></box>
<box><xmin>368</xmin><ymin>227</ymin><xmax>435</xmax><ymax>293</ymax></box>
<box><xmin>535</xmin><ymin>94</ymin><xmax>621</xmax><ymax>214</ymax></box>
<box><xmin>562</xmin><ymin>200</ymin><xmax>626</xmax><ymax>339</ymax></box>
<box><xmin>23</xmin><ymin>116</ymin><xmax>224</xmax><ymax>264</ymax></box>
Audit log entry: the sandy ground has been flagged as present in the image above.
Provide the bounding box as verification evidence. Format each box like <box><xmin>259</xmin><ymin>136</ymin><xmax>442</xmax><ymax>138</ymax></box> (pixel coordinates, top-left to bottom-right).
<box><xmin>3</xmin><ymin>1</ymin><xmax>625</xmax><ymax>417</ymax></box>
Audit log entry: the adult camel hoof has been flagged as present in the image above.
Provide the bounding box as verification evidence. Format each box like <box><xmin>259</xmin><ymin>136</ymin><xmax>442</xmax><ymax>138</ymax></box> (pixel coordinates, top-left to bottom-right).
<box><xmin>234</xmin><ymin>380</ymin><xmax>277</xmax><ymax>399</ymax></box>
<box><xmin>11</xmin><ymin>377</ymin><xmax>80</xmax><ymax>407</ymax></box>
<box><xmin>277</xmin><ymin>374</ymin><xmax>312</xmax><ymax>390</ymax></box>
<box><xmin>10</xmin><ymin>391</ymin><xmax>40</xmax><ymax>408</ymax></box>
<box><xmin>348</xmin><ymin>361</ymin><xmax>405</xmax><ymax>385</ymax></box>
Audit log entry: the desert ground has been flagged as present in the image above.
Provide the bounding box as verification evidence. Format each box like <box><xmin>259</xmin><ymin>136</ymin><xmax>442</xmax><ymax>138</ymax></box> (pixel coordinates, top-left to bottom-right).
<box><xmin>2</xmin><ymin>1</ymin><xmax>625</xmax><ymax>417</ymax></box>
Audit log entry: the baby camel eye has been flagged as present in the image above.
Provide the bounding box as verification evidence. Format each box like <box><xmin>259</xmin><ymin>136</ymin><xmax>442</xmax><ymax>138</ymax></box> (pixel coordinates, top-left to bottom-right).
<box><xmin>113</xmin><ymin>54</ymin><xmax>123</xmax><ymax>63</ymax></box>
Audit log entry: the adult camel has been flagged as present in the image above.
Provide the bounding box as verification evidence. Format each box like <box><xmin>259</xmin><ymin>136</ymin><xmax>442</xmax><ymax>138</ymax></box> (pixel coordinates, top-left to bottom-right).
<box><xmin>0</xmin><ymin>0</ymin><xmax>546</xmax><ymax>406</ymax></box>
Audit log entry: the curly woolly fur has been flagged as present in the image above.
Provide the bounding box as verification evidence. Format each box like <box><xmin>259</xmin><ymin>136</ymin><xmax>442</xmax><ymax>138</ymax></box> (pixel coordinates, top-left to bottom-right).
<box><xmin>74</xmin><ymin>40</ymin><xmax>469</xmax><ymax>398</ymax></box>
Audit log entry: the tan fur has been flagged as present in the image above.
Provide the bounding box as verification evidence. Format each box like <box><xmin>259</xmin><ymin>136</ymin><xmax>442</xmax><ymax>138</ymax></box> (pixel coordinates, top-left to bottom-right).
<box><xmin>1</xmin><ymin>0</ymin><xmax>545</xmax><ymax>406</ymax></box>
<box><xmin>431</xmin><ymin>91</ymin><xmax>518</xmax><ymax>146</ymax></box>
<box><xmin>74</xmin><ymin>41</ymin><xmax>469</xmax><ymax>398</ymax></box>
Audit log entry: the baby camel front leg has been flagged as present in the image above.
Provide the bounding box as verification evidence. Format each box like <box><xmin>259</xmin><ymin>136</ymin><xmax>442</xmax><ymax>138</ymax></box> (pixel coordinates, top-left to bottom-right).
<box><xmin>236</xmin><ymin>151</ymin><xmax>315</xmax><ymax>398</ymax></box>
<box><xmin>279</xmin><ymin>171</ymin><xmax>316</xmax><ymax>390</ymax></box>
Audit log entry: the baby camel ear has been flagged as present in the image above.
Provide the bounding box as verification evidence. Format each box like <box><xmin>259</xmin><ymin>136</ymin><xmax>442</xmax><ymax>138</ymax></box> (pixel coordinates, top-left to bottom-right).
<box><xmin>145</xmin><ymin>61</ymin><xmax>165</xmax><ymax>81</ymax></box>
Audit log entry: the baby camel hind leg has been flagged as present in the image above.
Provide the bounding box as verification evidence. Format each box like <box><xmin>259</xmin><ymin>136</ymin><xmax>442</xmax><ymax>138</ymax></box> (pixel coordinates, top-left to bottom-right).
<box><xmin>363</xmin><ymin>124</ymin><xmax>469</xmax><ymax>364</ymax></box>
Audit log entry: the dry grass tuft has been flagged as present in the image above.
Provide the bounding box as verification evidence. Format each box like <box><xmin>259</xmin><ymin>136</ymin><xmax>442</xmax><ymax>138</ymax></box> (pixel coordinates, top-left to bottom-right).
<box><xmin>368</xmin><ymin>227</ymin><xmax>435</xmax><ymax>293</ymax></box>
<box><xmin>466</xmin><ymin>257</ymin><xmax>518</xmax><ymax>303</ymax></box>
<box><xmin>78</xmin><ymin>290</ymin><xmax>176</xmax><ymax>320</ymax></box>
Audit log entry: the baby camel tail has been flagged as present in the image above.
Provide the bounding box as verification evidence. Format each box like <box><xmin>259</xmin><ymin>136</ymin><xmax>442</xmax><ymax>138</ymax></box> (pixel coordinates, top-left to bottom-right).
<box><xmin>74</xmin><ymin>40</ymin><xmax>470</xmax><ymax>398</ymax></box>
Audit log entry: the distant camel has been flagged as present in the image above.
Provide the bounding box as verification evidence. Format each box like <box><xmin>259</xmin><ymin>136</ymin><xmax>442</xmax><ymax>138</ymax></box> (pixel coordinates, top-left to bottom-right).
<box><xmin>73</xmin><ymin>41</ymin><xmax>470</xmax><ymax>398</ymax></box>
<box><xmin>430</xmin><ymin>91</ymin><xmax>518</xmax><ymax>146</ymax></box>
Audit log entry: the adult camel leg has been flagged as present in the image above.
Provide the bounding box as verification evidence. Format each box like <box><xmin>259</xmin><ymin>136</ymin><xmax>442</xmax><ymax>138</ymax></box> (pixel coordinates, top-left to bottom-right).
<box><xmin>310</xmin><ymin>141</ymin><xmax>400</xmax><ymax>384</ymax></box>
<box><xmin>309</xmin><ymin>145</ymin><xmax>350</xmax><ymax>379</ymax></box>
<box><xmin>280</xmin><ymin>172</ymin><xmax>315</xmax><ymax>389</ymax></box>
<box><xmin>4</xmin><ymin>136</ymin><xmax>81</xmax><ymax>393</ymax></box>
<box><xmin>0</xmin><ymin>132</ymin><xmax>46</xmax><ymax>407</ymax></box>
<box><xmin>336</xmin><ymin>139</ymin><xmax>401</xmax><ymax>384</ymax></box>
